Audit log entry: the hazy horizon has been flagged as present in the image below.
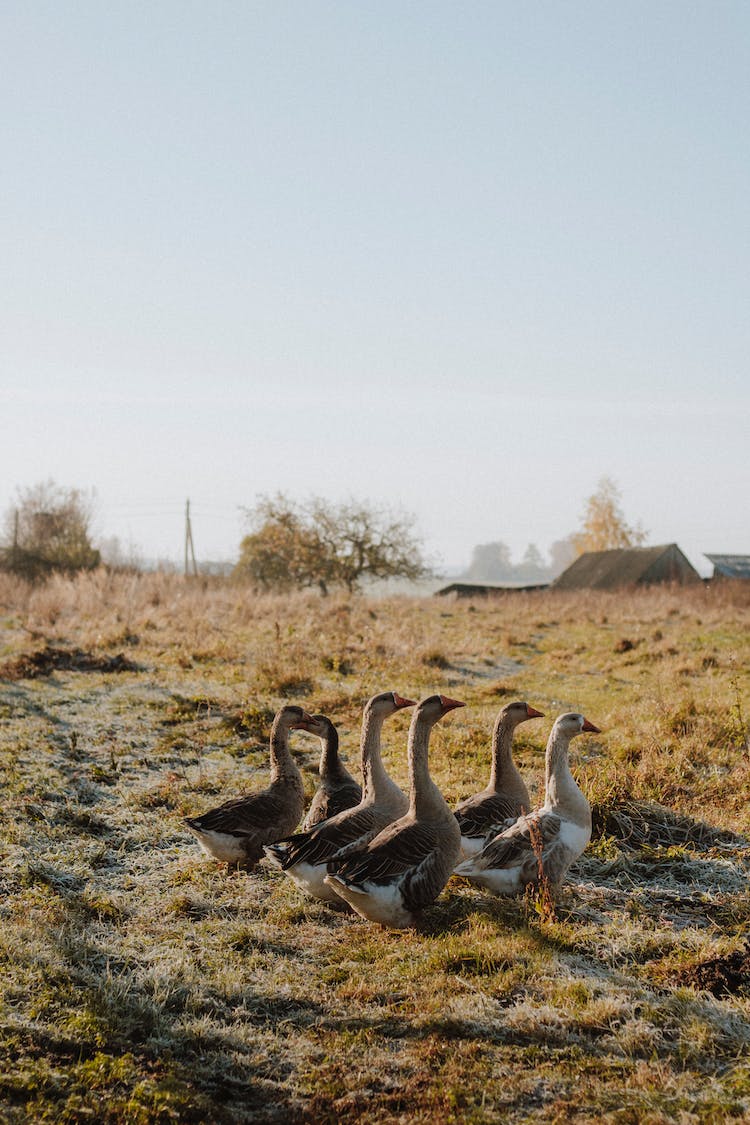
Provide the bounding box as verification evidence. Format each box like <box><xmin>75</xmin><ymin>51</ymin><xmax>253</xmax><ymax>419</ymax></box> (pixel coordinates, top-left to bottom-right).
<box><xmin>2</xmin><ymin>3</ymin><xmax>747</xmax><ymax>580</ymax></box>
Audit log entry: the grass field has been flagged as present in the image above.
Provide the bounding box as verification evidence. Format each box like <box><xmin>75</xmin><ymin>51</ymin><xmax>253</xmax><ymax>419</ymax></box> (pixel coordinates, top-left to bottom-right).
<box><xmin>0</xmin><ymin>570</ymin><xmax>748</xmax><ymax>1123</ymax></box>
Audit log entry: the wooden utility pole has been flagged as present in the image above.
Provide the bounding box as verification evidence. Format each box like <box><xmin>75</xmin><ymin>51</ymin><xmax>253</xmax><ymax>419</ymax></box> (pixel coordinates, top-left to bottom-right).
<box><xmin>184</xmin><ymin>499</ymin><xmax>198</xmax><ymax>577</ymax></box>
<box><xmin>7</xmin><ymin>508</ymin><xmax>20</xmax><ymax>570</ymax></box>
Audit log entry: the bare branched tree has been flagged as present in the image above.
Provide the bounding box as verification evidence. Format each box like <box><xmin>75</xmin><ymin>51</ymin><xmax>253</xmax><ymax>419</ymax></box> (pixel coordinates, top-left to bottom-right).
<box><xmin>1</xmin><ymin>480</ymin><xmax>100</xmax><ymax>580</ymax></box>
<box><xmin>235</xmin><ymin>494</ymin><xmax>429</xmax><ymax>594</ymax></box>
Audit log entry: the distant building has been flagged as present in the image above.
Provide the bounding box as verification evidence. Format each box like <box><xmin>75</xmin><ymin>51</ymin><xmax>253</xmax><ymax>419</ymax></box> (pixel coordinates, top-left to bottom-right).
<box><xmin>552</xmin><ymin>544</ymin><xmax>700</xmax><ymax>591</ymax></box>
<box><xmin>704</xmin><ymin>554</ymin><xmax>750</xmax><ymax>580</ymax></box>
<box><xmin>435</xmin><ymin>581</ymin><xmax>549</xmax><ymax>598</ymax></box>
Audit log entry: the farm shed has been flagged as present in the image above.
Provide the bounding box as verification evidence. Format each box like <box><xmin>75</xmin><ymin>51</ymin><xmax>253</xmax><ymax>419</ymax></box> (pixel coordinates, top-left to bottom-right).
<box><xmin>704</xmin><ymin>554</ymin><xmax>750</xmax><ymax>580</ymax></box>
<box><xmin>552</xmin><ymin>544</ymin><xmax>700</xmax><ymax>590</ymax></box>
<box><xmin>435</xmin><ymin>582</ymin><xmax>549</xmax><ymax>598</ymax></box>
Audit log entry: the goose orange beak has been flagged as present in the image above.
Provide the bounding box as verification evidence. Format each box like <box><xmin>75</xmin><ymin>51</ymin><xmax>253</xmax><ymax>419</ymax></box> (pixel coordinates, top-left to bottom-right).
<box><xmin>392</xmin><ymin>693</ymin><xmax>417</xmax><ymax>709</ymax></box>
<box><xmin>526</xmin><ymin>705</ymin><xmax>545</xmax><ymax>719</ymax></box>
<box><xmin>439</xmin><ymin>695</ymin><xmax>465</xmax><ymax>712</ymax></box>
<box><xmin>582</xmin><ymin>718</ymin><xmax>601</xmax><ymax>733</ymax></box>
<box><xmin>293</xmin><ymin>710</ymin><xmax>317</xmax><ymax>729</ymax></box>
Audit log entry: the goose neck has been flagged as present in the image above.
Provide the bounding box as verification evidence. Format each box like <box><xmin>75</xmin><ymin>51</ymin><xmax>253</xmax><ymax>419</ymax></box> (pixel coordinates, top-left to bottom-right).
<box><xmin>269</xmin><ymin>717</ymin><xmax>299</xmax><ymax>782</ymax></box>
<box><xmin>359</xmin><ymin>706</ymin><xmax>389</xmax><ymax>796</ymax></box>
<box><xmin>408</xmin><ymin>716</ymin><xmax>442</xmax><ymax>818</ymax></box>
<box><xmin>319</xmin><ymin>728</ymin><xmax>340</xmax><ymax>779</ymax></box>
<box><xmin>544</xmin><ymin>731</ymin><xmax>589</xmax><ymax>822</ymax></box>
<box><xmin>488</xmin><ymin>714</ymin><xmax>518</xmax><ymax>789</ymax></box>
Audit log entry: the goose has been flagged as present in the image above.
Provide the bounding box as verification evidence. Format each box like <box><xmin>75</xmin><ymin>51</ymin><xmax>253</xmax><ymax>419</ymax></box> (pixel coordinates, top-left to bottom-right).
<box><xmin>263</xmin><ymin>691</ymin><xmax>415</xmax><ymax>902</ymax></box>
<box><xmin>324</xmin><ymin>694</ymin><xmax>464</xmax><ymax>928</ymax></box>
<box><xmin>183</xmin><ymin>704</ymin><xmax>313</xmax><ymax>869</ymax></box>
<box><xmin>302</xmin><ymin>714</ymin><xmax>362</xmax><ymax>831</ymax></box>
<box><xmin>454</xmin><ymin>701</ymin><xmax>543</xmax><ymax>859</ymax></box>
<box><xmin>454</xmin><ymin>712</ymin><xmax>600</xmax><ymax>894</ymax></box>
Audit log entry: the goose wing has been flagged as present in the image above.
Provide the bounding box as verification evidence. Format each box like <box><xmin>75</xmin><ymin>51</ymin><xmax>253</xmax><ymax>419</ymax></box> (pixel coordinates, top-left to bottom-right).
<box><xmin>319</xmin><ymin>779</ymin><xmax>363</xmax><ymax>820</ymax></box>
<box><xmin>271</xmin><ymin>805</ymin><xmax>383</xmax><ymax>869</ymax></box>
<box><xmin>478</xmin><ymin>810</ymin><xmax>561</xmax><ymax>876</ymax></box>
<box><xmin>185</xmin><ymin>786</ymin><xmax>292</xmax><ymax>838</ymax></box>
<box><xmin>303</xmin><ymin>778</ymin><xmax>362</xmax><ymax>830</ymax></box>
<box><xmin>454</xmin><ymin>793</ymin><xmax>523</xmax><ymax>838</ymax></box>
<box><xmin>329</xmin><ymin>821</ymin><xmax>441</xmax><ymax>886</ymax></box>
<box><xmin>400</xmin><ymin>842</ymin><xmax>457</xmax><ymax>914</ymax></box>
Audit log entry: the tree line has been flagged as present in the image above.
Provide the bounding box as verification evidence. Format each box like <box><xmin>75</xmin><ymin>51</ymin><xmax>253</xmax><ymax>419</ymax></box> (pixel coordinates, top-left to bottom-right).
<box><xmin>463</xmin><ymin>477</ymin><xmax>646</xmax><ymax>584</ymax></box>
<box><xmin>1</xmin><ymin>476</ymin><xmax>645</xmax><ymax>591</ymax></box>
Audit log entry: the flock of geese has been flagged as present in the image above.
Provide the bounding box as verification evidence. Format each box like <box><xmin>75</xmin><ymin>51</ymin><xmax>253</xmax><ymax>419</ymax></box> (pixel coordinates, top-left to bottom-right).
<box><xmin>184</xmin><ymin>692</ymin><xmax>601</xmax><ymax>929</ymax></box>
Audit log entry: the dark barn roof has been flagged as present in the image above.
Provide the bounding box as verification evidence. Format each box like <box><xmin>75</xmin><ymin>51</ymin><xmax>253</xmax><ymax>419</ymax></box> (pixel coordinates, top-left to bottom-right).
<box><xmin>705</xmin><ymin>554</ymin><xmax>750</xmax><ymax>580</ymax></box>
<box><xmin>552</xmin><ymin>544</ymin><xmax>701</xmax><ymax>591</ymax></box>
<box><xmin>435</xmin><ymin>582</ymin><xmax>549</xmax><ymax>598</ymax></box>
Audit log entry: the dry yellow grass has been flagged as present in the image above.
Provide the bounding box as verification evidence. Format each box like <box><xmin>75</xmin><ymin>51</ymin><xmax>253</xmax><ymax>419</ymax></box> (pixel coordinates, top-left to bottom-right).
<box><xmin>0</xmin><ymin>570</ymin><xmax>748</xmax><ymax>1122</ymax></box>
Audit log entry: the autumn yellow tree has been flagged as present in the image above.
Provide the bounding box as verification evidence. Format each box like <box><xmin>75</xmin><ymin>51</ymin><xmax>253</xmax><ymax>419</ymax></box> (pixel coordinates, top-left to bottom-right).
<box><xmin>572</xmin><ymin>476</ymin><xmax>647</xmax><ymax>555</ymax></box>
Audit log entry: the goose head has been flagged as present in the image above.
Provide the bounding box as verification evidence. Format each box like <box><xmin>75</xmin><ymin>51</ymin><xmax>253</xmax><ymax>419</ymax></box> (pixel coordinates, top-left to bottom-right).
<box><xmin>365</xmin><ymin>690</ymin><xmax>417</xmax><ymax>718</ymax></box>
<box><xmin>552</xmin><ymin>712</ymin><xmax>601</xmax><ymax>740</ymax></box>
<box><xmin>304</xmin><ymin>713</ymin><xmax>336</xmax><ymax>740</ymax></box>
<box><xmin>413</xmin><ymin>694</ymin><xmax>465</xmax><ymax>728</ymax></box>
<box><xmin>275</xmin><ymin>704</ymin><xmax>317</xmax><ymax>732</ymax></box>
<box><xmin>501</xmin><ymin>700</ymin><xmax>545</xmax><ymax>726</ymax></box>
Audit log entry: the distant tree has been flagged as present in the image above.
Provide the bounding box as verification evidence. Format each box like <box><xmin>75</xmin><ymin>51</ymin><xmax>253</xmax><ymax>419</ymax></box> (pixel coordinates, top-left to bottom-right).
<box><xmin>463</xmin><ymin>541</ymin><xmax>513</xmax><ymax>583</ymax></box>
<box><xmin>573</xmin><ymin>476</ymin><xmax>647</xmax><ymax>555</ymax></box>
<box><xmin>516</xmin><ymin>543</ymin><xmax>547</xmax><ymax>582</ymax></box>
<box><xmin>548</xmin><ymin>535</ymin><xmax>577</xmax><ymax>577</ymax></box>
<box><xmin>235</xmin><ymin>495</ymin><xmax>331</xmax><ymax>593</ymax></box>
<box><xmin>235</xmin><ymin>494</ymin><xmax>429</xmax><ymax>595</ymax></box>
<box><xmin>99</xmin><ymin>535</ymin><xmax>142</xmax><ymax>571</ymax></box>
<box><xmin>1</xmin><ymin>481</ymin><xmax>100</xmax><ymax>580</ymax></box>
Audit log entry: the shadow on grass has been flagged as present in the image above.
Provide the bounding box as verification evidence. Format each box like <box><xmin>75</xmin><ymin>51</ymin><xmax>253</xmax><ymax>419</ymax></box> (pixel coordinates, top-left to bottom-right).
<box><xmin>416</xmin><ymin>885</ymin><xmax>524</xmax><ymax>936</ymax></box>
<box><xmin>591</xmin><ymin>798</ymin><xmax>748</xmax><ymax>852</ymax></box>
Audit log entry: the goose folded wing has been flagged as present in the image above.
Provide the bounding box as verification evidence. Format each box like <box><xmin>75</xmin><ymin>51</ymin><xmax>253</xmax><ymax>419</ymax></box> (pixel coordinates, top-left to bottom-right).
<box><xmin>324</xmin><ymin>780</ymin><xmax>363</xmax><ymax>819</ymax></box>
<box><xmin>276</xmin><ymin>806</ymin><xmax>380</xmax><ymax>868</ymax></box>
<box><xmin>479</xmin><ymin>811</ymin><xmax>561</xmax><ymax>868</ymax></box>
<box><xmin>480</xmin><ymin>813</ymin><xmax>524</xmax><ymax>846</ymax></box>
<box><xmin>532</xmin><ymin>834</ymin><xmax>578</xmax><ymax>886</ymax></box>
<box><xmin>455</xmin><ymin>794</ymin><xmax>521</xmax><ymax>838</ymax></box>
<box><xmin>188</xmin><ymin>788</ymin><xmax>285</xmax><ymax>836</ymax></box>
<box><xmin>329</xmin><ymin>821</ymin><xmax>441</xmax><ymax>886</ymax></box>
<box><xmin>400</xmin><ymin>845</ymin><xmax>454</xmax><ymax>914</ymax></box>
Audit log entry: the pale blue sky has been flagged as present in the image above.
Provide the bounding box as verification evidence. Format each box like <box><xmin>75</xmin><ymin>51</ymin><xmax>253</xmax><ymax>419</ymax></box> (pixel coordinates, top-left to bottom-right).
<box><xmin>2</xmin><ymin>2</ymin><xmax>748</xmax><ymax>572</ymax></box>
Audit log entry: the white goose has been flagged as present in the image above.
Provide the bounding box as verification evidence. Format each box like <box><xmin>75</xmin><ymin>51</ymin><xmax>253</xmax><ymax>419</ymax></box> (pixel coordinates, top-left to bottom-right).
<box><xmin>454</xmin><ymin>700</ymin><xmax>543</xmax><ymax>859</ymax></box>
<box><xmin>263</xmin><ymin>691</ymin><xmax>414</xmax><ymax>902</ymax></box>
<box><xmin>183</xmin><ymin>704</ymin><xmax>313</xmax><ymax>869</ymax></box>
<box><xmin>324</xmin><ymin>694</ymin><xmax>464</xmax><ymax>928</ymax></box>
<box><xmin>454</xmin><ymin>712</ymin><xmax>600</xmax><ymax>894</ymax></box>
<box><xmin>302</xmin><ymin>714</ymin><xmax>362</xmax><ymax>831</ymax></box>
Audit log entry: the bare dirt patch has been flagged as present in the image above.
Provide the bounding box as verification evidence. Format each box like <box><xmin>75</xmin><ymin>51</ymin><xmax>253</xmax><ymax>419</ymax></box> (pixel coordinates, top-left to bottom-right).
<box><xmin>0</xmin><ymin>644</ymin><xmax>140</xmax><ymax>680</ymax></box>
<box><xmin>668</xmin><ymin>945</ymin><xmax>750</xmax><ymax>997</ymax></box>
